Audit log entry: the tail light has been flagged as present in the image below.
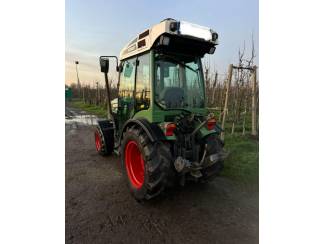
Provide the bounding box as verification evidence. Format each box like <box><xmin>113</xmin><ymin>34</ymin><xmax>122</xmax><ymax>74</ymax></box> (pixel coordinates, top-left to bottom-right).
<box><xmin>165</xmin><ymin>123</ymin><xmax>177</xmax><ymax>136</ymax></box>
<box><xmin>206</xmin><ymin>118</ymin><xmax>217</xmax><ymax>130</ymax></box>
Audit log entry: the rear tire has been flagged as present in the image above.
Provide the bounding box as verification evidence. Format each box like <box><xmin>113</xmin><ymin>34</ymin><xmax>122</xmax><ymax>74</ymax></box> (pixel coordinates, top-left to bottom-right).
<box><xmin>121</xmin><ymin>125</ymin><xmax>173</xmax><ymax>201</ymax></box>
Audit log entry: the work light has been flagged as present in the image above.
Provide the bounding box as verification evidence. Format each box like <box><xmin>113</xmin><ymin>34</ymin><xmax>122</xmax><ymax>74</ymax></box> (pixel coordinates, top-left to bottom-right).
<box><xmin>169</xmin><ymin>21</ymin><xmax>178</xmax><ymax>32</ymax></box>
<box><xmin>179</xmin><ymin>21</ymin><xmax>212</xmax><ymax>41</ymax></box>
<box><xmin>212</xmin><ymin>32</ymin><xmax>218</xmax><ymax>41</ymax></box>
<box><xmin>209</xmin><ymin>47</ymin><xmax>216</xmax><ymax>54</ymax></box>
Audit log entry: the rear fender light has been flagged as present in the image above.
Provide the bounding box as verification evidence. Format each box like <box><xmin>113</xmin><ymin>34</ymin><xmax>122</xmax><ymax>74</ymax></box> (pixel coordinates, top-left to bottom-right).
<box><xmin>165</xmin><ymin>123</ymin><xmax>176</xmax><ymax>136</ymax></box>
<box><xmin>206</xmin><ymin>118</ymin><xmax>217</xmax><ymax>130</ymax></box>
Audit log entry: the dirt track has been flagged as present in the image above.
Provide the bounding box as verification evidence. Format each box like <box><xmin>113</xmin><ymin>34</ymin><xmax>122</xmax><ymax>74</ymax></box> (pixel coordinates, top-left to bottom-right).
<box><xmin>65</xmin><ymin>106</ymin><xmax>258</xmax><ymax>244</ymax></box>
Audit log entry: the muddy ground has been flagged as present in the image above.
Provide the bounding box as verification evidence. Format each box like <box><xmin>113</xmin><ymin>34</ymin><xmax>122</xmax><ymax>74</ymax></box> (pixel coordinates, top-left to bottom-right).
<box><xmin>65</xmin><ymin>106</ymin><xmax>258</xmax><ymax>244</ymax></box>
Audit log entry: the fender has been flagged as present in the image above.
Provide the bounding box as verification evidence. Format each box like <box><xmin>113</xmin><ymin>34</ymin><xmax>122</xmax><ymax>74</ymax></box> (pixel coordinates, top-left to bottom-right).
<box><xmin>119</xmin><ymin>118</ymin><xmax>165</xmax><ymax>143</ymax></box>
<box><xmin>97</xmin><ymin>119</ymin><xmax>114</xmax><ymax>150</ymax></box>
<box><xmin>97</xmin><ymin>119</ymin><xmax>114</xmax><ymax>132</ymax></box>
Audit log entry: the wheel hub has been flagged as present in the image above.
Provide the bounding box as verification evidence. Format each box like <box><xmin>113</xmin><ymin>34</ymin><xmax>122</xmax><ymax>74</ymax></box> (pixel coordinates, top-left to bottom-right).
<box><xmin>124</xmin><ymin>141</ymin><xmax>145</xmax><ymax>188</ymax></box>
<box><xmin>95</xmin><ymin>131</ymin><xmax>102</xmax><ymax>152</ymax></box>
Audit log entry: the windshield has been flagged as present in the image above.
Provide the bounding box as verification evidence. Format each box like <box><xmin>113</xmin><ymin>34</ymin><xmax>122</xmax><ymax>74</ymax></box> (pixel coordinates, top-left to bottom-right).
<box><xmin>154</xmin><ymin>54</ymin><xmax>205</xmax><ymax>109</ymax></box>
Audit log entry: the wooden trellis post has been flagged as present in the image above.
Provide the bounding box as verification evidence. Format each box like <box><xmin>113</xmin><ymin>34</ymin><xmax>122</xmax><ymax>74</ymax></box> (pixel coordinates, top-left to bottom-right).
<box><xmin>221</xmin><ymin>64</ymin><xmax>233</xmax><ymax>140</ymax></box>
<box><xmin>251</xmin><ymin>66</ymin><xmax>257</xmax><ymax>136</ymax></box>
<box><xmin>82</xmin><ymin>87</ymin><xmax>85</xmax><ymax>103</ymax></box>
<box><xmin>96</xmin><ymin>82</ymin><xmax>99</xmax><ymax>105</ymax></box>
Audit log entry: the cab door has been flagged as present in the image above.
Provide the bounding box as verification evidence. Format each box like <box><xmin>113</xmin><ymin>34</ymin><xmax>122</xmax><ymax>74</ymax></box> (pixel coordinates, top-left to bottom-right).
<box><xmin>117</xmin><ymin>57</ymin><xmax>136</xmax><ymax>133</ymax></box>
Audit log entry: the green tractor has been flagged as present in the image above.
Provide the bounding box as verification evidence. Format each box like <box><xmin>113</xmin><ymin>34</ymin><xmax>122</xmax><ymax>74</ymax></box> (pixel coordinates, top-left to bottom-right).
<box><xmin>94</xmin><ymin>18</ymin><xmax>227</xmax><ymax>200</ymax></box>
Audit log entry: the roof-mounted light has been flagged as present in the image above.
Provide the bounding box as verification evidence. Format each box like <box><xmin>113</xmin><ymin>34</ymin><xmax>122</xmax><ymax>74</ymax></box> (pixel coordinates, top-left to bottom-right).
<box><xmin>179</xmin><ymin>21</ymin><xmax>216</xmax><ymax>42</ymax></box>
<box><xmin>169</xmin><ymin>21</ymin><xmax>178</xmax><ymax>32</ymax></box>
<box><xmin>212</xmin><ymin>32</ymin><xmax>218</xmax><ymax>41</ymax></box>
<box><xmin>208</xmin><ymin>47</ymin><xmax>216</xmax><ymax>54</ymax></box>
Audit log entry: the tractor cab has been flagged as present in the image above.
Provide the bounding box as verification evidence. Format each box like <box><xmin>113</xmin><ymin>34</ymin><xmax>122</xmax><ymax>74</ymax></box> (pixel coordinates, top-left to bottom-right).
<box><xmin>116</xmin><ymin>19</ymin><xmax>218</xmax><ymax>127</ymax></box>
<box><xmin>96</xmin><ymin>19</ymin><xmax>226</xmax><ymax>201</ymax></box>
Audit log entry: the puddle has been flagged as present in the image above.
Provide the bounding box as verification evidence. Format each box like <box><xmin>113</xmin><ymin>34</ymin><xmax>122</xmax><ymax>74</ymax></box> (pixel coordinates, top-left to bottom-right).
<box><xmin>65</xmin><ymin>114</ymin><xmax>98</xmax><ymax>126</ymax></box>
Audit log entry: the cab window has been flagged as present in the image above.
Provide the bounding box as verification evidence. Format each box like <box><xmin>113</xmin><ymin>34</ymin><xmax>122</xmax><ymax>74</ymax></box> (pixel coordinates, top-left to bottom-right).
<box><xmin>135</xmin><ymin>53</ymin><xmax>150</xmax><ymax>111</ymax></box>
<box><xmin>118</xmin><ymin>58</ymin><xmax>136</xmax><ymax>114</ymax></box>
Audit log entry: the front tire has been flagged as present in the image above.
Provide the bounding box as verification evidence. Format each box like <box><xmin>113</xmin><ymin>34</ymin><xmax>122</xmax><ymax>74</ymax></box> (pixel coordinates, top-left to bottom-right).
<box><xmin>121</xmin><ymin>126</ymin><xmax>172</xmax><ymax>201</ymax></box>
<box><xmin>94</xmin><ymin>126</ymin><xmax>113</xmax><ymax>156</ymax></box>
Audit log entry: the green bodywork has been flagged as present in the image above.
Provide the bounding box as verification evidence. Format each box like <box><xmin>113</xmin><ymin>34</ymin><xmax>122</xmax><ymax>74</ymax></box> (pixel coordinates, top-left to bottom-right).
<box><xmin>117</xmin><ymin>50</ymin><xmax>218</xmax><ymax>140</ymax></box>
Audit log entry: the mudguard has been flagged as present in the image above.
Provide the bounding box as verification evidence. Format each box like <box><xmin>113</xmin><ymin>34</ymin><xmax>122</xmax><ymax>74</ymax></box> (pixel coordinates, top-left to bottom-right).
<box><xmin>120</xmin><ymin>118</ymin><xmax>165</xmax><ymax>143</ymax></box>
<box><xmin>97</xmin><ymin>119</ymin><xmax>114</xmax><ymax>153</ymax></box>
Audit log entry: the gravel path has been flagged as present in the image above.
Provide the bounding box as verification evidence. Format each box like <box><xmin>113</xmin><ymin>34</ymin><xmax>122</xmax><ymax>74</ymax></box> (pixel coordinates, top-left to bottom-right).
<box><xmin>65</xmin><ymin>106</ymin><xmax>258</xmax><ymax>244</ymax></box>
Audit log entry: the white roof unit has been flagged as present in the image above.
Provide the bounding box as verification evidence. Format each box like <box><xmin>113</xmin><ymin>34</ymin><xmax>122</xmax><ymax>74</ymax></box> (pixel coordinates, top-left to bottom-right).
<box><xmin>119</xmin><ymin>18</ymin><xmax>218</xmax><ymax>61</ymax></box>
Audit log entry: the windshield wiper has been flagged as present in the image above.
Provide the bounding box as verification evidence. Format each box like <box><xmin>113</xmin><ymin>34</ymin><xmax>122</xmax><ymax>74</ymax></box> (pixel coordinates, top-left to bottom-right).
<box><xmin>159</xmin><ymin>54</ymin><xmax>199</xmax><ymax>73</ymax></box>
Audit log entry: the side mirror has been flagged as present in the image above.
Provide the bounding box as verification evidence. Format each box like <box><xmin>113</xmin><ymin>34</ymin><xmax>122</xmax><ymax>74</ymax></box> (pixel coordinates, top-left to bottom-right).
<box><xmin>100</xmin><ymin>58</ymin><xmax>109</xmax><ymax>73</ymax></box>
<box><xmin>99</xmin><ymin>56</ymin><xmax>119</xmax><ymax>73</ymax></box>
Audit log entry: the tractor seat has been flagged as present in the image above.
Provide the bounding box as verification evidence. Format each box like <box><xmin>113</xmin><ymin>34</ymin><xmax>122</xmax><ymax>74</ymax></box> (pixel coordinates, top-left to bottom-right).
<box><xmin>159</xmin><ymin>87</ymin><xmax>185</xmax><ymax>108</ymax></box>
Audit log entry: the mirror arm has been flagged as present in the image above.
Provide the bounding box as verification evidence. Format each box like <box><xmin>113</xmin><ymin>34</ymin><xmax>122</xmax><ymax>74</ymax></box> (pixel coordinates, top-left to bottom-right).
<box><xmin>99</xmin><ymin>55</ymin><xmax>119</xmax><ymax>122</ymax></box>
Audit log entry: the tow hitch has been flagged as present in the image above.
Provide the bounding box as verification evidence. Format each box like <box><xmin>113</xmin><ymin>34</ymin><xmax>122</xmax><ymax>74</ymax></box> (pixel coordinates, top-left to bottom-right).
<box><xmin>174</xmin><ymin>151</ymin><xmax>228</xmax><ymax>178</ymax></box>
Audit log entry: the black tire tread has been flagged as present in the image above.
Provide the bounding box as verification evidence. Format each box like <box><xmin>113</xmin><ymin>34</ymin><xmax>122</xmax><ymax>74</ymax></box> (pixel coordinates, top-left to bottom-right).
<box><xmin>95</xmin><ymin>126</ymin><xmax>112</xmax><ymax>156</ymax></box>
<box><xmin>121</xmin><ymin>125</ymin><xmax>172</xmax><ymax>200</ymax></box>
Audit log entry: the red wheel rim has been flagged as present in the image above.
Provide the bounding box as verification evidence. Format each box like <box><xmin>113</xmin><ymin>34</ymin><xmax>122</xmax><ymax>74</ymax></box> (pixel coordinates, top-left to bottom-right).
<box><xmin>124</xmin><ymin>141</ymin><xmax>145</xmax><ymax>189</ymax></box>
<box><xmin>95</xmin><ymin>131</ymin><xmax>102</xmax><ymax>152</ymax></box>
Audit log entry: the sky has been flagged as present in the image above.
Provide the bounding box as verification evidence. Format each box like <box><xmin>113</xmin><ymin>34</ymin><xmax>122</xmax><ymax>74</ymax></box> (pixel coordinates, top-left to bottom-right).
<box><xmin>65</xmin><ymin>0</ymin><xmax>258</xmax><ymax>86</ymax></box>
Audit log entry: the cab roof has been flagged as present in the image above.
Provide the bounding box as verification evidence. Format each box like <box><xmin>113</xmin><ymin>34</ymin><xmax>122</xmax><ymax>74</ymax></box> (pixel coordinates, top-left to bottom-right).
<box><xmin>119</xmin><ymin>18</ymin><xmax>218</xmax><ymax>61</ymax></box>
